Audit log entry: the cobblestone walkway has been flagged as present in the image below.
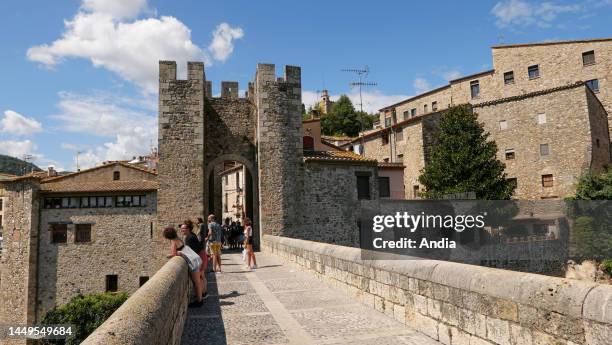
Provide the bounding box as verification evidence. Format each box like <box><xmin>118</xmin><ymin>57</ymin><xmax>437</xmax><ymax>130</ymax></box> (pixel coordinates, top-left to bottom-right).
<box><xmin>181</xmin><ymin>251</ymin><xmax>441</xmax><ymax>345</ymax></box>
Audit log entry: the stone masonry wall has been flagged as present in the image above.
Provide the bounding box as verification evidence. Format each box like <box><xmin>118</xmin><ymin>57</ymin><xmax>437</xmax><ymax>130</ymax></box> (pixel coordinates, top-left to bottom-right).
<box><xmin>474</xmin><ymin>84</ymin><xmax>610</xmax><ymax>199</ymax></box>
<box><xmin>300</xmin><ymin>161</ymin><xmax>378</xmax><ymax>246</ymax></box>
<box><xmin>263</xmin><ymin>235</ymin><xmax>612</xmax><ymax>345</ymax></box>
<box><xmin>204</xmin><ymin>96</ymin><xmax>257</xmax><ymax>218</ymax></box>
<box><xmin>586</xmin><ymin>87</ymin><xmax>611</xmax><ymax>170</ymax></box>
<box><xmin>254</xmin><ymin>64</ymin><xmax>304</xmax><ymax>237</ymax></box>
<box><xmin>491</xmin><ymin>40</ymin><xmax>612</xmax><ymax>132</ymax></box>
<box><xmin>36</xmin><ymin>192</ymin><xmax>158</xmax><ymax>320</ymax></box>
<box><xmin>158</xmin><ymin>61</ymin><xmax>205</xmax><ymax>266</ymax></box>
<box><xmin>81</xmin><ymin>257</ymin><xmax>189</xmax><ymax>345</ymax></box>
<box><xmin>380</xmin><ymin>39</ymin><xmax>612</xmax><ymax>138</ymax></box>
<box><xmin>0</xmin><ymin>179</ymin><xmax>39</xmax><ymax>345</ymax></box>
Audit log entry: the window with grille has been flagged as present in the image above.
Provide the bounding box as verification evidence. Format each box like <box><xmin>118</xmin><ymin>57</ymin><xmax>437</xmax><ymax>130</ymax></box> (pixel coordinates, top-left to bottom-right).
<box><xmin>396</xmin><ymin>129</ymin><xmax>404</xmax><ymax>141</ymax></box>
<box><xmin>356</xmin><ymin>174</ymin><xmax>371</xmax><ymax>200</ymax></box>
<box><xmin>470</xmin><ymin>80</ymin><xmax>480</xmax><ymax>99</ymax></box>
<box><xmin>378</xmin><ymin>177</ymin><xmax>390</xmax><ymax>198</ymax></box>
<box><xmin>106</xmin><ymin>275</ymin><xmax>118</xmax><ymax>292</ymax></box>
<box><xmin>504</xmin><ymin>71</ymin><xmax>514</xmax><ymax>85</ymax></box>
<box><xmin>528</xmin><ymin>65</ymin><xmax>540</xmax><ymax>79</ymax></box>
<box><xmin>542</xmin><ymin>174</ymin><xmax>553</xmax><ymax>188</ymax></box>
<box><xmin>75</xmin><ymin>224</ymin><xmax>92</xmax><ymax>243</ymax></box>
<box><xmin>582</xmin><ymin>50</ymin><xmax>595</xmax><ymax>66</ymax></box>
<box><xmin>51</xmin><ymin>224</ymin><xmax>67</xmax><ymax>244</ymax></box>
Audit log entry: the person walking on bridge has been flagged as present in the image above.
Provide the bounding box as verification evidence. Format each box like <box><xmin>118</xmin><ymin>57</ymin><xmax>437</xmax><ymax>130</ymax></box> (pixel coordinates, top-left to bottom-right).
<box><xmin>244</xmin><ymin>217</ymin><xmax>257</xmax><ymax>269</ymax></box>
<box><xmin>207</xmin><ymin>214</ymin><xmax>224</xmax><ymax>273</ymax></box>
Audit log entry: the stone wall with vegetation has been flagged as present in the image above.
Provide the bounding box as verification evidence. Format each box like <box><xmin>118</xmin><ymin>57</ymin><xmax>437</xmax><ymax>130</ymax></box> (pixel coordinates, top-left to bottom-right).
<box><xmin>81</xmin><ymin>256</ymin><xmax>189</xmax><ymax>345</ymax></box>
<box><xmin>263</xmin><ymin>235</ymin><xmax>612</xmax><ymax>345</ymax></box>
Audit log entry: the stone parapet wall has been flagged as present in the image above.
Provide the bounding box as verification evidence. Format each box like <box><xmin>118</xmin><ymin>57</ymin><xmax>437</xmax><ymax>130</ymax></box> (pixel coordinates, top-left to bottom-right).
<box><xmin>263</xmin><ymin>235</ymin><xmax>612</xmax><ymax>345</ymax></box>
<box><xmin>82</xmin><ymin>256</ymin><xmax>189</xmax><ymax>345</ymax></box>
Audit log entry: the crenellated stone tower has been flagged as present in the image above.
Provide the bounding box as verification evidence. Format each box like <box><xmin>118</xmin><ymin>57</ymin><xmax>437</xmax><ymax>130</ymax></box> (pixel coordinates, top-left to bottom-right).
<box><xmin>157</xmin><ymin>61</ymin><xmax>304</xmax><ymax>250</ymax></box>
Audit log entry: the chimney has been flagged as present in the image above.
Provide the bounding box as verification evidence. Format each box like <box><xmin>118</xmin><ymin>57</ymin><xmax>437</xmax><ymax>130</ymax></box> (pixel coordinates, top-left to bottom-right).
<box><xmin>47</xmin><ymin>166</ymin><xmax>57</xmax><ymax>177</ymax></box>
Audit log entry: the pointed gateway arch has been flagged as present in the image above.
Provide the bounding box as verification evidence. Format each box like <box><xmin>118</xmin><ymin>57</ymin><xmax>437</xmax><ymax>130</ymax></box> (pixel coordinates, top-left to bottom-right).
<box><xmin>156</xmin><ymin>61</ymin><xmax>304</xmax><ymax>263</ymax></box>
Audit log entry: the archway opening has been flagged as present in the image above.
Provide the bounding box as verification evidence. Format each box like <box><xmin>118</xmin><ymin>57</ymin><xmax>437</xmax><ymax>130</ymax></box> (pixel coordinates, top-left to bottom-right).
<box><xmin>206</xmin><ymin>159</ymin><xmax>259</xmax><ymax>251</ymax></box>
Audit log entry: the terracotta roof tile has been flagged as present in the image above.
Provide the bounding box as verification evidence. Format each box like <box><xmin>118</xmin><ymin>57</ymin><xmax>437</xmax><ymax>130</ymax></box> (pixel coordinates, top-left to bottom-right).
<box><xmin>40</xmin><ymin>180</ymin><xmax>158</xmax><ymax>193</ymax></box>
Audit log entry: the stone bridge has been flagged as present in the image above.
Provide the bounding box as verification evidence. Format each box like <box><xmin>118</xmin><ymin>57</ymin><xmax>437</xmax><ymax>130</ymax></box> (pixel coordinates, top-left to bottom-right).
<box><xmin>82</xmin><ymin>236</ymin><xmax>612</xmax><ymax>345</ymax></box>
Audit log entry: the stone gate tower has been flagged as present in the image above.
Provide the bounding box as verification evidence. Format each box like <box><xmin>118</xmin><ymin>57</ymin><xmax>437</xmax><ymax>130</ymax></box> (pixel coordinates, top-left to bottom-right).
<box><xmin>157</xmin><ymin>61</ymin><xmax>303</xmax><ymax>253</ymax></box>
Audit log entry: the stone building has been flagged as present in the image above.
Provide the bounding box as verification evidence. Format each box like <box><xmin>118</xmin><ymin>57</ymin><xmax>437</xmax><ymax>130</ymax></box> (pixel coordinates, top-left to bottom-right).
<box><xmin>0</xmin><ymin>162</ymin><xmax>158</xmax><ymax>331</ymax></box>
<box><xmin>348</xmin><ymin>38</ymin><xmax>612</xmax><ymax>199</ymax></box>
<box><xmin>220</xmin><ymin>162</ymin><xmax>246</xmax><ymax>222</ymax></box>
<box><xmin>378</xmin><ymin>38</ymin><xmax>612</xmax><ymax>134</ymax></box>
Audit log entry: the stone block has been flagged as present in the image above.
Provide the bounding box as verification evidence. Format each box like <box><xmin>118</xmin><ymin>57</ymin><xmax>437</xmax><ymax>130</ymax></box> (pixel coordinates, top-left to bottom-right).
<box><xmin>510</xmin><ymin>323</ymin><xmax>533</xmax><ymax>345</ymax></box>
<box><xmin>450</xmin><ymin>326</ymin><xmax>472</xmax><ymax>345</ymax></box>
<box><xmin>486</xmin><ymin>317</ymin><xmax>511</xmax><ymax>345</ymax></box>
<box><xmin>582</xmin><ymin>284</ymin><xmax>612</xmax><ymax>324</ymax></box>
<box><xmin>394</xmin><ymin>304</ymin><xmax>406</xmax><ymax>324</ymax></box>
<box><xmin>583</xmin><ymin>320</ymin><xmax>612</xmax><ymax>345</ymax></box>
<box><xmin>428</xmin><ymin>298</ymin><xmax>442</xmax><ymax>319</ymax></box>
<box><xmin>414</xmin><ymin>294</ymin><xmax>428</xmax><ymax>315</ymax></box>
<box><xmin>439</xmin><ymin>322</ymin><xmax>452</xmax><ymax>345</ymax></box>
<box><xmin>414</xmin><ymin>313</ymin><xmax>439</xmax><ymax>340</ymax></box>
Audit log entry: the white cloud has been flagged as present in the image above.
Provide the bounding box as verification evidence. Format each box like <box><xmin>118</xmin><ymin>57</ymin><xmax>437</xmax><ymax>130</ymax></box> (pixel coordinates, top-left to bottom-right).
<box><xmin>0</xmin><ymin>110</ymin><xmax>43</xmax><ymax>136</ymax></box>
<box><xmin>208</xmin><ymin>23</ymin><xmax>244</xmax><ymax>62</ymax></box>
<box><xmin>442</xmin><ymin>70</ymin><xmax>462</xmax><ymax>81</ymax></box>
<box><xmin>52</xmin><ymin>92</ymin><xmax>157</xmax><ymax>169</ymax></box>
<box><xmin>413</xmin><ymin>78</ymin><xmax>431</xmax><ymax>94</ymax></box>
<box><xmin>27</xmin><ymin>0</ymin><xmax>243</xmax><ymax>94</ymax></box>
<box><xmin>81</xmin><ymin>0</ymin><xmax>149</xmax><ymax>19</ymax></box>
<box><xmin>303</xmin><ymin>90</ymin><xmax>410</xmax><ymax>114</ymax></box>
<box><xmin>0</xmin><ymin>139</ymin><xmax>38</xmax><ymax>158</ymax></box>
<box><xmin>491</xmin><ymin>0</ymin><xmax>581</xmax><ymax>28</ymax></box>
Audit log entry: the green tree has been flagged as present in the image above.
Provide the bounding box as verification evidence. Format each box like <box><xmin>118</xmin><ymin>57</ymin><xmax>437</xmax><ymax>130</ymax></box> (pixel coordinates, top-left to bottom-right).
<box><xmin>418</xmin><ymin>105</ymin><xmax>515</xmax><ymax>199</ymax></box>
<box><xmin>321</xmin><ymin>95</ymin><xmax>361</xmax><ymax>137</ymax></box>
<box><xmin>566</xmin><ymin>168</ymin><xmax>612</xmax><ymax>260</ymax></box>
<box><xmin>356</xmin><ymin>111</ymin><xmax>377</xmax><ymax>131</ymax></box>
<box><xmin>41</xmin><ymin>292</ymin><xmax>128</xmax><ymax>345</ymax></box>
<box><xmin>572</xmin><ymin>167</ymin><xmax>612</xmax><ymax>200</ymax></box>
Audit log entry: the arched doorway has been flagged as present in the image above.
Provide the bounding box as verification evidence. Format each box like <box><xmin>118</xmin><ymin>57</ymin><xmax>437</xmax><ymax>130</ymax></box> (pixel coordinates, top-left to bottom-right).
<box><xmin>204</xmin><ymin>154</ymin><xmax>259</xmax><ymax>250</ymax></box>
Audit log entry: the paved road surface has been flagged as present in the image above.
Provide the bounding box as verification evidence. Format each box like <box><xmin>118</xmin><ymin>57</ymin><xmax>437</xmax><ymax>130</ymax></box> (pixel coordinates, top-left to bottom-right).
<box><xmin>181</xmin><ymin>251</ymin><xmax>441</xmax><ymax>345</ymax></box>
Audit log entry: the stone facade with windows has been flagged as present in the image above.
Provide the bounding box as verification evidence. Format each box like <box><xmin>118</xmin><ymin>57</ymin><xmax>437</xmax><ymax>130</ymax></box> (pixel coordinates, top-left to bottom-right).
<box><xmin>0</xmin><ymin>162</ymin><xmax>158</xmax><ymax>327</ymax></box>
<box><xmin>378</xmin><ymin>38</ymin><xmax>612</xmax><ymax>137</ymax></box>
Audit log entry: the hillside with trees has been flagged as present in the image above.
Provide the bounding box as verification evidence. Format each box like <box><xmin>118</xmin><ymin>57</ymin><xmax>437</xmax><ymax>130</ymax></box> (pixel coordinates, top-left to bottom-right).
<box><xmin>0</xmin><ymin>154</ymin><xmax>41</xmax><ymax>176</ymax></box>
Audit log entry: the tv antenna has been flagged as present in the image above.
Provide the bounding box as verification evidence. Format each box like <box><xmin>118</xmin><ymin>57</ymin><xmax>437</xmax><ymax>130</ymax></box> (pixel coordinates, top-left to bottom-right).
<box><xmin>341</xmin><ymin>66</ymin><xmax>377</xmax><ymax>113</ymax></box>
<box><xmin>22</xmin><ymin>154</ymin><xmax>33</xmax><ymax>175</ymax></box>
<box><xmin>76</xmin><ymin>151</ymin><xmax>83</xmax><ymax>172</ymax></box>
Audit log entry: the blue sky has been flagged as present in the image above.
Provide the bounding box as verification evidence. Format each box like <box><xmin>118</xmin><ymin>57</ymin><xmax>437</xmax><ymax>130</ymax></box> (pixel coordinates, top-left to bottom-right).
<box><xmin>0</xmin><ymin>0</ymin><xmax>611</xmax><ymax>171</ymax></box>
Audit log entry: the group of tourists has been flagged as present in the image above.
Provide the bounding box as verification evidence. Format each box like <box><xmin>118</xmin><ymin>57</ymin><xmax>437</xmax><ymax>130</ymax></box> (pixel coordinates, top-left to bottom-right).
<box><xmin>162</xmin><ymin>214</ymin><xmax>257</xmax><ymax>308</ymax></box>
